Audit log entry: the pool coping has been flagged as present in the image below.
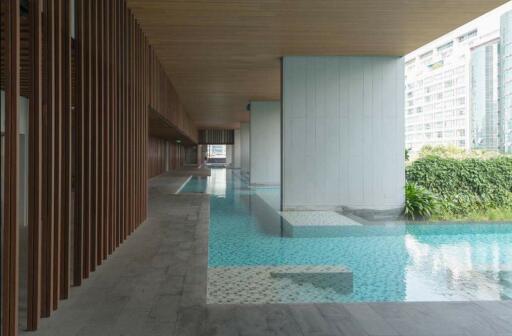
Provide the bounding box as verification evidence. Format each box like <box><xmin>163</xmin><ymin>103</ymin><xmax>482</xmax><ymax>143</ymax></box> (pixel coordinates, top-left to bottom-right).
<box><xmin>175</xmin><ymin>175</ymin><xmax>193</xmax><ymax>194</ymax></box>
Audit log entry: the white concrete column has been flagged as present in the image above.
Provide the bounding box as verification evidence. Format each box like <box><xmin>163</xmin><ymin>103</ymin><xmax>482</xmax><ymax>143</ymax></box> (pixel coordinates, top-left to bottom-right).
<box><xmin>250</xmin><ymin>101</ymin><xmax>281</xmax><ymax>186</ymax></box>
<box><xmin>226</xmin><ymin>144</ymin><xmax>233</xmax><ymax>166</ymax></box>
<box><xmin>240</xmin><ymin>123</ymin><xmax>250</xmax><ymax>175</ymax></box>
<box><xmin>282</xmin><ymin>56</ymin><xmax>405</xmax><ymax>215</ymax></box>
<box><xmin>233</xmin><ymin>129</ymin><xmax>241</xmax><ymax>168</ymax></box>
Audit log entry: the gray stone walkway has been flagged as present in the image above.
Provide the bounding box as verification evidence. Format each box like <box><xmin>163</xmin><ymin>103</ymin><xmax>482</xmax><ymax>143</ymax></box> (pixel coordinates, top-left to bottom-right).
<box><xmin>23</xmin><ymin>171</ymin><xmax>512</xmax><ymax>336</ymax></box>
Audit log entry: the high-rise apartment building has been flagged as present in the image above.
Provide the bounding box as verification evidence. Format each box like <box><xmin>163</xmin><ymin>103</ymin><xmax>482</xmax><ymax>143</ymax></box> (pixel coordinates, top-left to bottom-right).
<box><xmin>470</xmin><ymin>39</ymin><xmax>500</xmax><ymax>150</ymax></box>
<box><xmin>500</xmin><ymin>11</ymin><xmax>512</xmax><ymax>153</ymax></box>
<box><xmin>405</xmin><ymin>6</ymin><xmax>508</xmax><ymax>153</ymax></box>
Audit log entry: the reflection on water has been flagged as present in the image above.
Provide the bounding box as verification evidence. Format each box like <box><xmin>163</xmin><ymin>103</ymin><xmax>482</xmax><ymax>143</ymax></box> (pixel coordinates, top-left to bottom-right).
<box><xmin>405</xmin><ymin>231</ymin><xmax>512</xmax><ymax>301</ymax></box>
<box><xmin>184</xmin><ymin>168</ymin><xmax>512</xmax><ymax>302</ymax></box>
<box><xmin>205</xmin><ymin>167</ymin><xmax>227</xmax><ymax>197</ymax></box>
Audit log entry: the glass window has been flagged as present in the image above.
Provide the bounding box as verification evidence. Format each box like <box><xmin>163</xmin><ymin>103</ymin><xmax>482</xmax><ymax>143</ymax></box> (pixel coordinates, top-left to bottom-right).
<box><xmin>455</xmin><ymin>76</ymin><xmax>465</xmax><ymax>86</ymax></box>
<box><xmin>437</xmin><ymin>41</ymin><xmax>454</xmax><ymax>52</ymax></box>
<box><xmin>444</xmin><ymin>100</ymin><xmax>455</xmax><ymax>109</ymax></box>
<box><xmin>444</xmin><ymin>70</ymin><xmax>454</xmax><ymax>77</ymax></box>
<box><xmin>457</xmin><ymin>29</ymin><xmax>478</xmax><ymax>42</ymax></box>
<box><xmin>445</xmin><ymin>130</ymin><xmax>455</xmax><ymax>138</ymax></box>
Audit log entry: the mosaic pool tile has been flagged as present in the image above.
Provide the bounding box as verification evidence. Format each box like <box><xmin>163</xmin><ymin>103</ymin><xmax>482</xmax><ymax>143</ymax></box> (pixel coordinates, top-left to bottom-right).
<box><xmin>207</xmin><ymin>265</ymin><xmax>353</xmax><ymax>304</ymax></box>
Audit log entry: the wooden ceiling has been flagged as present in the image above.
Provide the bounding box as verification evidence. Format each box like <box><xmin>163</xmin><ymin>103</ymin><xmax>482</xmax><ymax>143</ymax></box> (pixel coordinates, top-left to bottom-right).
<box><xmin>101</xmin><ymin>1</ymin><xmax>512</xmax><ymax>127</ymax></box>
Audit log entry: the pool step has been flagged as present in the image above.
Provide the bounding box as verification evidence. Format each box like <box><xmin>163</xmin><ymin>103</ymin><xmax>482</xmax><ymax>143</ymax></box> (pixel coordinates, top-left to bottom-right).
<box><xmin>208</xmin><ymin>265</ymin><xmax>354</xmax><ymax>304</ymax></box>
<box><xmin>498</xmin><ymin>271</ymin><xmax>512</xmax><ymax>300</ymax></box>
<box><xmin>270</xmin><ymin>266</ymin><xmax>353</xmax><ymax>295</ymax></box>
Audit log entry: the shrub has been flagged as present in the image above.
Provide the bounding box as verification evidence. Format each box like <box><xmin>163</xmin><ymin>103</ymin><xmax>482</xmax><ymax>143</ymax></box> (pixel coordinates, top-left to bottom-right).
<box><xmin>406</xmin><ymin>155</ymin><xmax>512</xmax><ymax>218</ymax></box>
<box><xmin>417</xmin><ymin>145</ymin><xmax>503</xmax><ymax>161</ymax></box>
<box><xmin>404</xmin><ymin>182</ymin><xmax>437</xmax><ymax>220</ymax></box>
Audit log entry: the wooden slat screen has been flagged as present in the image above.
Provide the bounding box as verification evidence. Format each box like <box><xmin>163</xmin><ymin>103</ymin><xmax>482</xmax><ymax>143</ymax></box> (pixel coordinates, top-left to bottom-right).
<box><xmin>148</xmin><ymin>136</ymin><xmax>188</xmax><ymax>178</ymax></box>
<box><xmin>0</xmin><ymin>0</ymin><xmax>198</xmax><ymax>334</ymax></box>
<box><xmin>198</xmin><ymin>129</ymin><xmax>235</xmax><ymax>144</ymax></box>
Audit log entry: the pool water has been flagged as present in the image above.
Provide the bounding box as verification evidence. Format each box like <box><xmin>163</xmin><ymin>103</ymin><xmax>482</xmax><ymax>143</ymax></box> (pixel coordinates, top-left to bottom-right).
<box><xmin>181</xmin><ymin>168</ymin><xmax>512</xmax><ymax>303</ymax></box>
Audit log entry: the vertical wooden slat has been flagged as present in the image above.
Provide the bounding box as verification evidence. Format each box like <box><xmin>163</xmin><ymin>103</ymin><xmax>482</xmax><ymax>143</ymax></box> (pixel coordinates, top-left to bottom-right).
<box><xmin>105</xmin><ymin>0</ymin><xmax>110</xmax><ymax>258</ymax></box>
<box><xmin>135</xmin><ymin>25</ymin><xmax>138</xmax><ymax>227</ymax></box>
<box><xmin>124</xmin><ymin>6</ymin><xmax>130</xmax><ymax>240</ymax></box>
<box><xmin>121</xmin><ymin>0</ymin><xmax>125</xmax><ymax>243</ymax></box>
<box><xmin>115</xmin><ymin>0</ymin><xmax>120</xmax><ymax>249</ymax></box>
<box><xmin>97</xmin><ymin>0</ymin><xmax>104</xmax><ymax>265</ymax></box>
<box><xmin>73</xmin><ymin>0</ymin><xmax>84</xmax><ymax>287</ymax></box>
<box><xmin>53</xmin><ymin>0</ymin><xmax>63</xmax><ymax>310</ymax></box>
<box><xmin>136</xmin><ymin>25</ymin><xmax>140</xmax><ymax>227</ymax></box>
<box><xmin>41</xmin><ymin>0</ymin><xmax>55</xmax><ymax>318</ymax></box>
<box><xmin>132</xmin><ymin>19</ymin><xmax>136</xmax><ymax>230</ymax></box>
<box><xmin>101</xmin><ymin>0</ymin><xmax>108</xmax><ymax>258</ymax></box>
<box><xmin>120</xmin><ymin>1</ymin><xmax>125</xmax><ymax>243</ymax></box>
<box><xmin>2</xmin><ymin>0</ymin><xmax>20</xmax><ymax>334</ymax></box>
<box><xmin>28</xmin><ymin>0</ymin><xmax>43</xmax><ymax>330</ymax></box>
<box><xmin>90</xmin><ymin>0</ymin><xmax>98</xmax><ymax>273</ymax></box>
<box><xmin>118</xmin><ymin>0</ymin><xmax>124</xmax><ymax>245</ymax></box>
<box><xmin>120</xmin><ymin>1</ymin><xmax>125</xmax><ymax>244</ymax></box>
<box><xmin>82</xmin><ymin>0</ymin><xmax>91</xmax><ymax>279</ymax></box>
<box><xmin>109</xmin><ymin>0</ymin><xmax>116</xmax><ymax>253</ymax></box>
<box><xmin>60</xmin><ymin>0</ymin><xmax>72</xmax><ymax>299</ymax></box>
<box><xmin>128</xmin><ymin>12</ymin><xmax>132</xmax><ymax>236</ymax></box>
<box><xmin>110</xmin><ymin>0</ymin><xmax>116</xmax><ymax>252</ymax></box>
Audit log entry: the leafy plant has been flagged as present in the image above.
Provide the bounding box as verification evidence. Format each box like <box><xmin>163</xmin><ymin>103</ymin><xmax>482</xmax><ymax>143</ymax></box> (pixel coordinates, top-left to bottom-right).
<box><xmin>404</xmin><ymin>182</ymin><xmax>437</xmax><ymax>220</ymax></box>
<box><xmin>405</xmin><ymin>148</ymin><xmax>410</xmax><ymax>162</ymax></box>
<box><xmin>417</xmin><ymin>145</ymin><xmax>503</xmax><ymax>161</ymax></box>
<box><xmin>406</xmin><ymin>152</ymin><xmax>512</xmax><ymax>220</ymax></box>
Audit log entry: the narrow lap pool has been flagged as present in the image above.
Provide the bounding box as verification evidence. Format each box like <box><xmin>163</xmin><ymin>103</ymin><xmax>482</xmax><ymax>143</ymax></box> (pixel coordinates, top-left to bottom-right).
<box><xmin>181</xmin><ymin>168</ymin><xmax>512</xmax><ymax>304</ymax></box>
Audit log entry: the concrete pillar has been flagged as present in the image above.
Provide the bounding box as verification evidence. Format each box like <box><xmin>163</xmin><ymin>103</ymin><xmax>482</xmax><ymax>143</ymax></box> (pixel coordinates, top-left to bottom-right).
<box><xmin>282</xmin><ymin>56</ymin><xmax>405</xmax><ymax>216</ymax></box>
<box><xmin>233</xmin><ymin>129</ymin><xmax>241</xmax><ymax>168</ymax></box>
<box><xmin>226</xmin><ymin>144</ymin><xmax>233</xmax><ymax>167</ymax></box>
<box><xmin>250</xmin><ymin>101</ymin><xmax>281</xmax><ymax>186</ymax></box>
<box><xmin>240</xmin><ymin>123</ymin><xmax>250</xmax><ymax>175</ymax></box>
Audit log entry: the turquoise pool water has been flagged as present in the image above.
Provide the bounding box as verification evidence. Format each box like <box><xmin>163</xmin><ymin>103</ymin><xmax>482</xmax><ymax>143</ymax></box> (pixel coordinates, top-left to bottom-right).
<box><xmin>181</xmin><ymin>168</ymin><xmax>512</xmax><ymax>303</ymax></box>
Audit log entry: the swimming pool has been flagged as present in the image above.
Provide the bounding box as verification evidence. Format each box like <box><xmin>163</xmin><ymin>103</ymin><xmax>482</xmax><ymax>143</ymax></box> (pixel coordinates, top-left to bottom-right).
<box><xmin>181</xmin><ymin>168</ymin><xmax>512</xmax><ymax>304</ymax></box>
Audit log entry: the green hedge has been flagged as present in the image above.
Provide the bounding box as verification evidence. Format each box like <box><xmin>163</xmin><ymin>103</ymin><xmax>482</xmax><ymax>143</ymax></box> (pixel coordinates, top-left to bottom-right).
<box><xmin>405</xmin><ymin>155</ymin><xmax>512</xmax><ymax>217</ymax></box>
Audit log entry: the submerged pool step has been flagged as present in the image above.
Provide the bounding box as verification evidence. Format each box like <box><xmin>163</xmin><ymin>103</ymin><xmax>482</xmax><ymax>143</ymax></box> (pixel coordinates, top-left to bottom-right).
<box><xmin>270</xmin><ymin>266</ymin><xmax>353</xmax><ymax>295</ymax></box>
<box><xmin>208</xmin><ymin>265</ymin><xmax>354</xmax><ymax>304</ymax></box>
<box><xmin>498</xmin><ymin>271</ymin><xmax>512</xmax><ymax>300</ymax></box>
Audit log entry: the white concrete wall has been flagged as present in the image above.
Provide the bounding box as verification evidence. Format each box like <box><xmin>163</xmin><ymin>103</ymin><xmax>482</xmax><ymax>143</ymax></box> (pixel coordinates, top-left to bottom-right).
<box><xmin>250</xmin><ymin>101</ymin><xmax>281</xmax><ymax>185</ymax></box>
<box><xmin>282</xmin><ymin>56</ymin><xmax>405</xmax><ymax>211</ymax></box>
<box><xmin>233</xmin><ymin>129</ymin><xmax>241</xmax><ymax>168</ymax></box>
<box><xmin>240</xmin><ymin>123</ymin><xmax>250</xmax><ymax>174</ymax></box>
